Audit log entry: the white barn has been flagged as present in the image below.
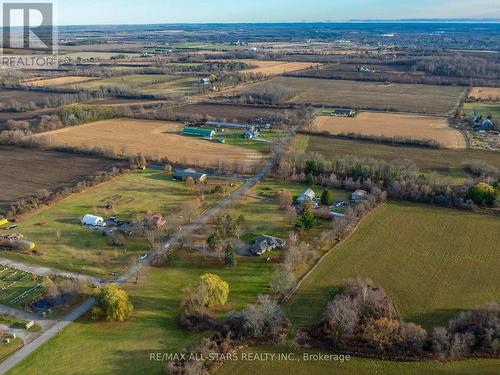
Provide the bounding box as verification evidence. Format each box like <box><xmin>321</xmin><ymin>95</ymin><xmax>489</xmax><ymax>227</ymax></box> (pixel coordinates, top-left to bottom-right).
<box><xmin>82</xmin><ymin>215</ymin><xmax>105</xmax><ymax>227</ymax></box>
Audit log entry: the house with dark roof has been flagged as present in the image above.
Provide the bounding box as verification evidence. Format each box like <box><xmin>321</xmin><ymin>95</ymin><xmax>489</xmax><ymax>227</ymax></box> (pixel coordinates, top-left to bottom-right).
<box><xmin>174</xmin><ymin>168</ymin><xmax>208</xmax><ymax>183</ymax></box>
<box><xmin>249</xmin><ymin>235</ymin><xmax>286</xmax><ymax>256</ymax></box>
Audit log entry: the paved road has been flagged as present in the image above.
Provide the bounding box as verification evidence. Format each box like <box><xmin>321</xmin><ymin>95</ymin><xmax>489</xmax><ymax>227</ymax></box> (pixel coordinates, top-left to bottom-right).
<box><xmin>0</xmin><ymin>259</ymin><xmax>101</xmax><ymax>286</ymax></box>
<box><xmin>0</xmin><ymin>123</ymin><xmax>300</xmax><ymax>374</ymax></box>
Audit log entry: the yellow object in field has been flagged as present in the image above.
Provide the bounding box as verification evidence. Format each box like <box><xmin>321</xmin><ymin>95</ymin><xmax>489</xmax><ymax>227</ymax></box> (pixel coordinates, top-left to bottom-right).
<box><xmin>0</xmin><ymin>218</ymin><xmax>8</xmax><ymax>226</ymax></box>
<box><xmin>29</xmin><ymin>242</ymin><xmax>36</xmax><ymax>250</ymax></box>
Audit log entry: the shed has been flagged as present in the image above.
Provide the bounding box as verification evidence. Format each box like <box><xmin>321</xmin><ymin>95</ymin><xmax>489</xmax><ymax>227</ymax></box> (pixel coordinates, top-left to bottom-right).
<box><xmin>352</xmin><ymin>190</ymin><xmax>368</xmax><ymax>201</ymax></box>
<box><xmin>82</xmin><ymin>214</ymin><xmax>106</xmax><ymax>227</ymax></box>
<box><xmin>182</xmin><ymin>127</ymin><xmax>216</xmax><ymax>138</ymax></box>
<box><xmin>174</xmin><ymin>168</ymin><xmax>208</xmax><ymax>183</ymax></box>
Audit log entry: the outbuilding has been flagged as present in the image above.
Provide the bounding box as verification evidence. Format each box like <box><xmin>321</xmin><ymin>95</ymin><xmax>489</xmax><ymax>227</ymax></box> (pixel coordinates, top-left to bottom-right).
<box><xmin>352</xmin><ymin>190</ymin><xmax>368</xmax><ymax>201</ymax></box>
<box><xmin>297</xmin><ymin>188</ymin><xmax>316</xmax><ymax>203</ymax></box>
<box><xmin>82</xmin><ymin>214</ymin><xmax>106</xmax><ymax>227</ymax></box>
<box><xmin>174</xmin><ymin>168</ymin><xmax>208</xmax><ymax>183</ymax></box>
<box><xmin>182</xmin><ymin>127</ymin><xmax>216</xmax><ymax>138</ymax></box>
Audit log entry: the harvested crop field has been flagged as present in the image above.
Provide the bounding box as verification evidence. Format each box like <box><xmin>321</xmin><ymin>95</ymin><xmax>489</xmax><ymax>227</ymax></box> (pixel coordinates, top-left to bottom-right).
<box><xmin>302</xmin><ymin>135</ymin><xmax>500</xmax><ymax>175</ymax></box>
<box><xmin>74</xmin><ymin>74</ymin><xmax>173</xmax><ymax>91</ymax></box>
<box><xmin>139</xmin><ymin>77</ymin><xmax>201</xmax><ymax>96</ymax></box>
<box><xmin>171</xmin><ymin>103</ymin><xmax>300</xmax><ymax>122</ymax></box>
<box><xmin>35</xmin><ymin>118</ymin><xmax>264</xmax><ymax>169</ymax></box>
<box><xmin>25</xmin><ymin>76</ymin><xmax>94</xmax><ymax>87</ymax></box>
<box><xmin>469</xmin><ymin>87</ymin><xmax>500</xmax><ymax>101</ymax></box>
<box><xmin>312</xmin><ymin>112</ymin><xmax>466</xmax><ymax>148</ymax></box>
<box><xmin>237</xmin><ymin>60</ymin><xmax>320</xmax><ymax>75</ymax></box>
<box><xmin>0</xmin><ymin>89</ymin><xmax>77</xmax><ymax>106</ymax></box>
<box><xmin>228</xmin><ymin>77</ymin><xmax>465</xmax><ymax>115</ymax></box>
<box><xmin>0</xmin><ymin>146</ymin><xmax>121</xmax><ymax>212</ymax></box>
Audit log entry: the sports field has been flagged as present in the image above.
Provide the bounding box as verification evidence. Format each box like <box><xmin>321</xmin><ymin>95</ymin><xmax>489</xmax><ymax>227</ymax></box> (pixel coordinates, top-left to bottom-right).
<box><xmin>311</xmin><ymin>112</ymin><xmax>466</xmax><ymax>148</ymax></box>
<box><xmin>34</xmin><ymin>118</ymin><xmax>264</xmax><ymax>169</ymax></box>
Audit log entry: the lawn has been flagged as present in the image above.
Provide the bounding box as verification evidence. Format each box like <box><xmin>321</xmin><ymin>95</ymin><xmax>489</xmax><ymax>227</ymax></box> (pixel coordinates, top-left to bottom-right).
<box><xmin>201</xmin><ymin>179</ymin><xmax>351</xmax><ymax>254</ymax></box>
<box><xmin>216</xmin><ymin>129</ymin><xmax>283</xmax><ymax>152</ymax></box>
<box><xmin>286</xmin><ymin>202</ymin><xmax>500</xmax><ymax>329</ymax></box>
<box><xmin>1</xmin><ymin>170</ymin><xmax>239</xmax><ymax>278</ymax></box>
<box><xmin>0</xmin><ymin>338</ymin><xmax>23</xmax><ymax>363</ymax></box>
<box><xmin>218</xmin><ymin>345</ymin><xmax>500</xmax><ymax>375</ymax></box>
<box><xmin>7</xmin><ymin>252</ymin><xmax>274</xmax><ymax>375</ymax></box>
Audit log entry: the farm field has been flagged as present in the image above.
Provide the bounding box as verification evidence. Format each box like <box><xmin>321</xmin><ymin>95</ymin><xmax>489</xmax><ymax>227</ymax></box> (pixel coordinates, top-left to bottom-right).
<box><xmin>286</xmin><ymin>202</ymin><xmax>500</xmax><ymax>329</ymax></box>
<box><xmin>0</xmin><ymin>89</ymin><xmax>78</xmax><ymax>107</ymax></box>
<box><xmin>171</xmin><ymin>103</ymin><xmax>300</xmax><ymax>122</ymax></box>
<box><xmin>469</xmin><ymin>87</ymin><xmax>500</xmax><ymax>101</ymax></box>
<box><xmin>86</xmin><ymin>98</ymin><xmax>169</xmax><ymax>107</ymax></box>
<box><xmin>7</xmin><ymin>255</ymin><xmax>274</xmax><ymax>375</ymax></box>
<box><xmin>62</xmin><ymin>51</ymin><xmax>142</xmax><ymax>59</ymax></box>
<box><xmin>301</xmin><ymin>135</ymin><xmax>500</xmax><ymax>178</ymax></box>
<box><xmin>1</xmin><ymin>170</ymin><xmax>240</xmax><ymax>277</ymax></box>
<box><xmin>227</xmin><ymin>77</ymin><xmax>465</xmax><ymax>115</ymax></box>
<box><xmin>24</xmin><ymin>76</ymin><xmax>94</xmax><ymax>87</ymax></box>
<box><xmin>235</xmin><ymin>60</ymin><xmax>320</xmax><ymax>75</ymax></box>
<box><xmin>74</xmin><ymin>74</ymin><xmax>173</xmax><ymax>91</ymax></box>
<box><xmin>35</xmin><ymin>118</ymin><xmax>264</xmax><ymax>169</ymax></box>
<box><xmin>311</xmin><ymin>112</ymin><xmax>466</xmax><ymax>148</ymax></box>
<box><xmin>139</xmin><ymin>77</ymin><xmax>202</xmax><ymax>96</ymax></box>
<box><xmin>0</xmin><ymin>265</ymin><xmax>47</xmax><ymax>309</ymax></box>
<box><xmin>0</xmin><ymin>338</ymin><xmax>23</xmax><ymax>363</ymax></box>
<box><xmin>218</xmin><ymin>346</ymin><xmax>500</xmax><ymax>375</ymax></box>
<box><xmin>464</xmin><ymin>102</ymin><xmax>500</xmax><ymax>118</ymax></box>
<box><xmin>0</xmin><ymin>146</ymin><xmax>122</xmax><ymax>213</ymax></box>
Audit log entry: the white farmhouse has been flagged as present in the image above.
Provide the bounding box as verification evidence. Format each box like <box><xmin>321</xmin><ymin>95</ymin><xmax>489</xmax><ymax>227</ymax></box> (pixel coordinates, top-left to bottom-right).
<box><xmin>82</xmin><ymin>214</ymin><xmax>106</xmax><ymax>227</ymax></box>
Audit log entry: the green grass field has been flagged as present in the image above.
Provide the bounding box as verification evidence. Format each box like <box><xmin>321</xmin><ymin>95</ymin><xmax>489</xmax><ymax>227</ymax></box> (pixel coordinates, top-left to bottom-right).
<box><xmin>0</xmin><ymin>266</ymin><xmax>46</xmax><ymax>309</ymax></box>
<box><xmin>139</xmin><ymin>77</ymin><xmax>201</xmax><ymax>96</ymax></box>
<box><xmin>0</xmin><ymin>338</ymin><xmax>23</xmax><ymax>363</ymax></box>
<box><xmin>216</xmin><ymin>130</ymin><xmax>283</xmax><ymax>152</ymax></box>
<box><xmin>218</xmin><ymin>345</ymin><xmax>500</xmax><ymax>375</ymax></box>
<box><xmin>217</xmin><ymin>202</ymin><xmax>500</xmax><ymax>375</ymax></box>
<box><xmin>464</xmin><ymin>102</ymin><xmax>500</xmax><ymax>118</ymax></box>
<box><xmin>7</xmin><ymin>252</ymin><xmax>274</xmax><ymax>375</ymax></box>
<box><xmin>301</xmin><ymin>134</ymin><xmax>500</xmax><ymax>180</ymax></box>
<box><xmin>75</xmin><ymin>74</ymin><xmax>174</xmax><ymax>91</ymax></box>
<box><xmin>0</xmin><ymin>170</ymin><xmax>238</xmax><ymax>278</ymax></box>
<box><xmin>286</xmin><ymin>202</ymin><xmax>500</xmax><ymax>329</ymax></box>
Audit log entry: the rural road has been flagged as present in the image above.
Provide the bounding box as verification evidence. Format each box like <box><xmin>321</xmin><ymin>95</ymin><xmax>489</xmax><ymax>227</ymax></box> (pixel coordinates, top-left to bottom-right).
<box><xmin>0</xmin><ymin>123</ymin><xmax>300</xmax><ymax>374</ymax></box>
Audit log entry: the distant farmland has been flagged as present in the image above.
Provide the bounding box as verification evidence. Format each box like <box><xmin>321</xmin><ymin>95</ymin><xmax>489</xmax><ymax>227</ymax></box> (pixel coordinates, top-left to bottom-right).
<box><xmin>0</xmin><ymin>89</ymin><xmax>78</xmax><ymax>107</ymax></box>
<box><xmin>25</xmin><ymin>76</ymin><xmax>94</xmax><ymax>87</ymax></box>
<box><xmin>302</xmin><ymin>135</ymin><xmax>500</xmax><ymax>177</ymax></box>
<box><xmin>227</xmin><ymin>77</ymin><xmax>465</xmax><ymax>115</ymax></box>
<box><xmin>35</xmin><ymin>118</ymin><xmax>264</xmax><ymax>169</ymax></box>
<box><xmin>0</xmin><ymin>146</ymin><xmax>121</xmax><ymax>212</ymax></box>
<box><xmin>171</xmin><ymin>103</ymin><xmax>300</xmax><ymax>122</ymax></box>
<box><xmin>74</xmin><ymin>74</ymin><xmax>173</xmax><ymax>91</ymax></box>
<box><xmin>236</xmin><ymin>60</ymin><xmax>320</xmax><ymax>75</ymax></box>
<box><xmin>312</xmin><ymin>112</ymin><xmax>466</xmax><ymax>149</ymax></box>
<box><xmin>469</xmin><ymin>87</ymin><xmax>500</xmax><ymax>101</ymax></box>
<box><xmin>286</xmin><ymin>202</ymin><xmax>500</xmax><ymax>329</ymax></box>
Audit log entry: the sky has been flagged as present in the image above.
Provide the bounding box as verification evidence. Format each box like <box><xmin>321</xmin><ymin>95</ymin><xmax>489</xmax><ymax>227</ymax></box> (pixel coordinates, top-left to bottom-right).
<box><xmin>4</xmin><ymin>0</ymin><xmax>500</xmax><ymax>26</ymax></box>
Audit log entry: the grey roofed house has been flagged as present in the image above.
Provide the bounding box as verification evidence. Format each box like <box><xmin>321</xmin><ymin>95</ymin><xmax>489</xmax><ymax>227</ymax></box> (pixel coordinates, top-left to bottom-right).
<box><xmin>249</xmin><ymin>235</ymin><xmax>286</xmax><ymax>256</ymax></box>
<box><xmin>173</xmin><ymin>168</ymin><xmax>208</xmax><ymax>183</ymax></box>
<box><xmin>297</xmin><ymin>188</ymin><xmax>315</xmax><ymax>203</ymax></box>
<box><xmin>480</xmin><ymin>119</ymin><xmax>494</xmax><ymax>131</ymax></box>
<box><xmin>352</xmin><ymin>189</ymin><xmax>368</xmax><ymax>201</ymax></box>
<box><xmin>244</xmin><ymin>127</ymin><xmax>260</xmax><ymax>139</ymax></box>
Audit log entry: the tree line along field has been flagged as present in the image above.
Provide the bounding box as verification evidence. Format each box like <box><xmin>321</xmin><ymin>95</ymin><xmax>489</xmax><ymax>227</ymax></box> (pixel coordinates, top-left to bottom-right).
<box><xmin>2</xmin><ymin>169</ymin><xmax>240</xmax><ymax>278</ymax></box>
<box><xmin>0</xmin><ymin>89</ymin><xmax>78</xmax><ymax>107</ymax></box>
<box><xmin>300</xmin><ymin>135</ymin><xmax>500</xmax><ymax>179</ymax></box>
<box><xmin>311</xmin><ymin>112</ymin><xmax>466</xmax><ymax>149</ymax></box>
<box><xmin>0</xmin><ymin>146</ymin><xmax>122</xmax><ymax>213</ymax></box>
<box><xmin>464</xmin><ymin>102</ymin><xmax>500</xmax><ymax>118</ymax></box>
<box><xmin>34</xmin><ymin>118</ymin><xmax>264</xmax><ymax>170</ymax></box>
<box><xmin>170</xmin><ymin>103</ymin><xmax>301</xmax><ymax>123</ymax></box>
<box><xmin>226</xmin><ymin>76</ymin><xmax>465</xmax><ymax>115</ymax></box>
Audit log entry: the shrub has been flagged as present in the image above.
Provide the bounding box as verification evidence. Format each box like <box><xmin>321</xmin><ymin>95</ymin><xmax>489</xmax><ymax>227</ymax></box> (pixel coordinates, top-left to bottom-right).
<box><xmin>466</xmin><ymin>182</ymin><xmax>497</xmax><ymax>206</ymax></box>
<box><xmin>224</xmin><ymin>244</ymin><xmax>237</xmax><ymax>266</ymax></box>
<box><xmin>92</xmin><ymin>284</ymin><xmax>133</xmax><ymax>321</ymax></box>
<box><xmin>320</xmin><ymin>189</ymin><xmax>334</xmax><ymax>205</ymax></box>
<box><xmin>198</xmin><ymin>274</ymin><xmax>229</xmax><ymax>308</ymax></box>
